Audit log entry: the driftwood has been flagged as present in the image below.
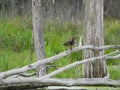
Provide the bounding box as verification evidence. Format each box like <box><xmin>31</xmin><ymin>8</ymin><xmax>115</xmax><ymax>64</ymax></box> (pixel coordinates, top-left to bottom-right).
<box><xmin>0</xmin><ymin>45</ymin><xmax>120</xmax><ymax>88</ymax></box>
<box><xmin>0</xmin><ymin>78</ymin><xmax>120</xmax><ymax>89</ymax></box>
<box><xmin>40</xmin><ymin>52</ymin><xmax>120</xmax><ymax>79</ymax></box>
<box><xmin>0</xmin><ymin>45</ymin><xmax>120</xmax><ymax>79</ymax></box>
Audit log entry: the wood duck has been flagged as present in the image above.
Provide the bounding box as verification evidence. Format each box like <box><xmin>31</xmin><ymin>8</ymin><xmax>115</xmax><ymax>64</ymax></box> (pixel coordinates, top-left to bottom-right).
<box><xmin>63</xmin><ymin>37</ymin><xmax>76</xmax><ymax>50</ymax></box>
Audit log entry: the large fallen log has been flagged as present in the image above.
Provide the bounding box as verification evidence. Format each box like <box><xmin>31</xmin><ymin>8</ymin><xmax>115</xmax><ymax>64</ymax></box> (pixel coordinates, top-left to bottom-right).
<box><xmin>0</xmin><ymin>45</ymin><xmax>120</xmax><ymax>79</ymax></box>
<box><xmin>0</xmin><ymin>78</ymin><xmax>120</xmax><ymax>89</ymax></box>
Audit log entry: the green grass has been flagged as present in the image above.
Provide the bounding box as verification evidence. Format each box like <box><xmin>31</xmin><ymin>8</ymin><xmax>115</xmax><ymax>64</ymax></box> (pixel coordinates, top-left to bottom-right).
<box><xmin>0</xmin><ymin>16</ymin><xmax>32</xmax><ymax>52</ymax></box>
<box><xmin>0</xmin><ymin>17</ymin><xmax>120</xmax><ymax>79</ymax></box>
<box><xmin>108</xmin><ymin>65</ymin><xmax>120</xmax><ymax>80</ymax></box>
<box><xmin>43</xmin><ymin>20</ymin><xmax>83</xmax><ymax>78</ymax></box>
<box><xmin>104</xmin><ymin>19</ymin><xmax>120</xmax><ymax>65</ymax></box>
<box><xmin>0</xmin><ymin>50</ymin><xmax>35</xmax><ymax>71</ymax></box>
<box><xmin>104</xmin><ymin>19</ymin><xmax>120</xmax><ymax>45</ymax></box>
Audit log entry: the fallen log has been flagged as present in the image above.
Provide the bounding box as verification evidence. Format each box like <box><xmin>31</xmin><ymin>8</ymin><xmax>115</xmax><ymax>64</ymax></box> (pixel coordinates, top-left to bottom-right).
<box><xmin>0</xmin><ymin>45</ymin><xmax>120</xmax><ymax>79</ymax></box>
<box><xmin>0</xmin><ymin>78</ymin><xmax>120</xmax><ymax>89</ymax></box>
<box><xmin>40</xmin><ymin>52</ymin><xmax>120</xmax><ymax>79</ymax></box>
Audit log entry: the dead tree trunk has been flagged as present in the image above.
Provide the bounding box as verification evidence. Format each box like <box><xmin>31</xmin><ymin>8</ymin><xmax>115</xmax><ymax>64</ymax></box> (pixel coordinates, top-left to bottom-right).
<box><xmin>32</xmin><ymin>0</ymin><xmax>46</xmax><ymax>76</ymax></box>
<box><xmin>82</xmin><ymin>0</ymin><xmax>107</xmax><ymax>78</ymax></box>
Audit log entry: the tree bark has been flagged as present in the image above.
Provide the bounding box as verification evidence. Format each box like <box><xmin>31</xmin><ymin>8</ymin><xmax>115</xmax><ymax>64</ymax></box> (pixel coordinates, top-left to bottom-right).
<box><xmin>32</xmin><ymin>0</ymin><xmax>46</xmax><ymax>76</ymax></box>
<box><xmin>83</xmin><ymin>0</ymin><xmax>107</xmax><ymax>78</ymax></box>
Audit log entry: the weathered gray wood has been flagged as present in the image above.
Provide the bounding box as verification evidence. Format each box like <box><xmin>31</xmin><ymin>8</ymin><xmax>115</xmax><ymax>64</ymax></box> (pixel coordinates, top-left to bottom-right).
<box><xmin>32</xmin><ymin>0</ymin><xmax>46</xmax><ymax>76</ymax></box>
<box><xmin>0</xmin><ymin>45</ymin><xmax>120</xmax><ymax>79</ymax></box>
<box><xmin>83</xmin><ymin>0</ymin><xmax>107</xmax><ymax>78</ymax></box>
<box><xmin>40</xmin><ymin>51</ymin><xmax>120</xmax><ymax>79</ymax></box>
<box><xmin>0</xmin><ymin>78</ymin><xmax>120</xmax><ymax>88</ymax></box>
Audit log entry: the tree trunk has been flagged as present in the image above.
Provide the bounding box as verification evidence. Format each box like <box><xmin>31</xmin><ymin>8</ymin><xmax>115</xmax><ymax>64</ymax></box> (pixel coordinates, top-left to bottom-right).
<box><xmin>82</xmin><ymin>0</ymin><xmax>107</xmax><ymax>78</ymax></box>
<box><xmin>32</xmin><ymin>0</ymin><xmax>46</xmax><ymax>76</ymax></box>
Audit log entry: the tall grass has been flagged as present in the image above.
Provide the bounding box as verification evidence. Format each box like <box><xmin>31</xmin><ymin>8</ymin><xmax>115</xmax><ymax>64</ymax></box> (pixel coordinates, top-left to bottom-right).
<box><xmin>0</xmin><ymin>17</ymin><xmax>119</xmax><ymax>79</ymax></box>
<box><xmin>0</xmin><ymin>50</ymin><xmax>34</xmax><ymax>71</ymax></box>
<box><xmin>0</xmin><ymin>16</ymin><xmax>32</xmax><ymax>52</ymax></box>
<box><xmin>108</xmin><ymin>65</ymin><xmax>120</xmax><ymax>80</ymax></box>
<box><xmin>44</xmin><ymin>20</ymin><xmax>83</xmax><ymax>78</ymax></box>
<box><xmin>104</xmin><ymin>19</ymin><xmax>120</xmax><ymax>45</ymax></box>
<box><xmin>104</xmin><ymin>19</ymin><xmax>120</xmax><ymax>65</ymax></box>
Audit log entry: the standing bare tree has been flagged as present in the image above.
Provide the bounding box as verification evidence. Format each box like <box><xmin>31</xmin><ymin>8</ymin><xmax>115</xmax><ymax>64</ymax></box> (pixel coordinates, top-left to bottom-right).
<box><xmin>32</xmin><ymin>0</ymin><xmax>46</xmax><ymax>76</ymax></box>
<box><xmin>82</xmin><ymin>0</ymin><xmax>108</xmax><ymax>78</ymax></box>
